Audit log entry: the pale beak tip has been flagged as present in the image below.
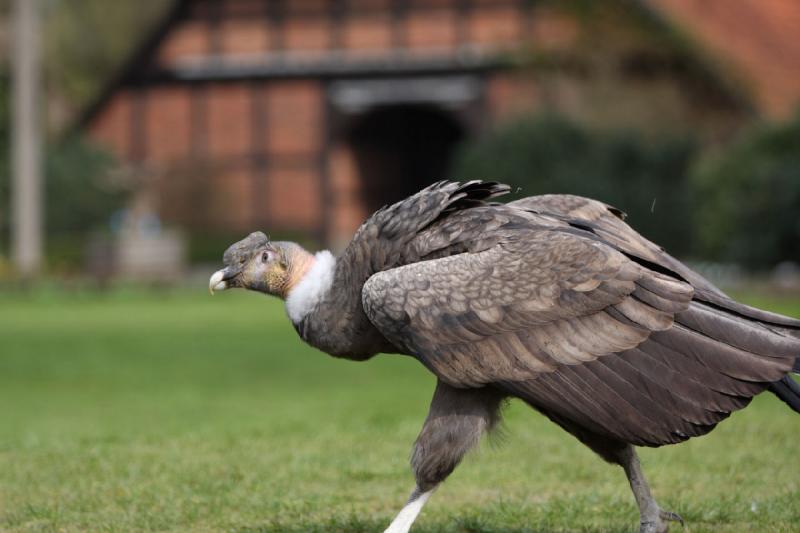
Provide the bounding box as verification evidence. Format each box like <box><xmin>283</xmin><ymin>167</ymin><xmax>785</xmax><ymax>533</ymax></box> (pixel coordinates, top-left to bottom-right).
<box><xmin>209</xmin><ymin>270</ymin><xmax>227</xmax><ymax>295</ymax></box>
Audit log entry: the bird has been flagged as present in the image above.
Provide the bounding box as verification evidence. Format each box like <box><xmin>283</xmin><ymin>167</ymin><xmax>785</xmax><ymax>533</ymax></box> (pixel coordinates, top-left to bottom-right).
<box><xmin>208</xmin><ymin>180</ymin><xmax>800</xmax><ymax>533</ymax></box>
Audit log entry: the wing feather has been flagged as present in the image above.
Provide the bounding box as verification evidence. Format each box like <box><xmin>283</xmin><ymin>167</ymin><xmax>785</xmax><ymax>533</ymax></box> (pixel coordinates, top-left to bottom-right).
<box><xmin>362</xmin><ymin>195</ymin><xmax>799</xmax><ymax>447</ymax></box>
<box><xmin>363</xmin><ymin>227</ymin><xmax>688</xmax><ymax>385</ymax></box>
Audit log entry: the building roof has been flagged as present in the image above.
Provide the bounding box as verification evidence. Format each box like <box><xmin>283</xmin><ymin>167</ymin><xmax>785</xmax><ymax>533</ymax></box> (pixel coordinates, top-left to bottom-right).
<box><xmin>647</xmin><ymin>0</ymin><xmax>800</xmax><ymax>118</ymax></box>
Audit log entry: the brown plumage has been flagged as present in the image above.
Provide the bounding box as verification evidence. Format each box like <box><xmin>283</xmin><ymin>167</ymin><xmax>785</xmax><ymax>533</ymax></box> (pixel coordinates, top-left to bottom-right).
<box><xmin>210</xmin><ymin>181</ymin><xmax>800</xmax><ymax>533</ymax></box>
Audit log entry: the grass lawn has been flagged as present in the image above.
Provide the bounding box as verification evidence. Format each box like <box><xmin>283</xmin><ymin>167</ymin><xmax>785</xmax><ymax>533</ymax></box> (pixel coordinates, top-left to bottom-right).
<box><xmin>0</xmin><ymin>287</ymin><xmax>798</xmax><ymax>532</ymax></box>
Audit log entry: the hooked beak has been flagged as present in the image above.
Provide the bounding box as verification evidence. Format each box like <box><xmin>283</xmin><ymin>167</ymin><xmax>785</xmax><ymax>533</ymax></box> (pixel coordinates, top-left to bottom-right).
<box><xmin>208</xmin><ymin>267</ymin><xmax>239</xmax><ymax>295</ymax></box>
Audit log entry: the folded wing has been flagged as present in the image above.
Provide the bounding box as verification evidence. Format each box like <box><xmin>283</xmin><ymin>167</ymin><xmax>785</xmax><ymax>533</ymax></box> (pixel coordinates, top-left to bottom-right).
<box><xmin>363</xmin><ymin>216</ymin><xmax>799</xmax><ymax>447</ymax></box>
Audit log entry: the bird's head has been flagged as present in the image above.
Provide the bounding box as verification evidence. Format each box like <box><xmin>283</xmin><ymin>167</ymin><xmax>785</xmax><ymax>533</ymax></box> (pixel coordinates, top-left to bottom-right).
<box><xmin>208</xmin><ymin>231</ymin><xmax>314</xmax><ymax>299</ymax></box>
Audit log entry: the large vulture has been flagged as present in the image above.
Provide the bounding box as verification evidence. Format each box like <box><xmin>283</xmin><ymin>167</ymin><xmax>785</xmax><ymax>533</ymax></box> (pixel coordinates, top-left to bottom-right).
<box><xmin>209</xmin><ymin>181</ymin><xmax>800</xmax><ymax>533</ymax></box>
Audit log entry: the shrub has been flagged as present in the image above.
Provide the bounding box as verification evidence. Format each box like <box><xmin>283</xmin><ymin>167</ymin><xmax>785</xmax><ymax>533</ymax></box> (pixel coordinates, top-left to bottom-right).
<box><xmin>44</xmin><ymin>136</ymin><xmax>127</xmax><ymax>271</ymax></box>
<box><xmin>45</xmin><ymin>136</ymin><xmax>123</xmax><ymax>236</ymax></box>
<box><xmin>690</xmin><ymin>113</ymin><xmax>800</xmax><ymax>269</ymax></box>
<box><xmin>0</xmin><ymin>72</ymin><xmax>126</xmax><ymax>271</ymax></box>
<box><xmin>454</xmin><ymin>113</ymin><xmax>697</xmax><ymax>257</ymax></box>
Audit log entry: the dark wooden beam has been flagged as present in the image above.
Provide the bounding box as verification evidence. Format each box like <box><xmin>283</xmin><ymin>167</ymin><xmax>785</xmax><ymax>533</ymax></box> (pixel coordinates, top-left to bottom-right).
<box><xmin>330</xmin><ymin>0</ymin><xmax>347</xmax><ymax>50</ymax></box>
<box><xmin>188</xmin><ymin>0</ymin><xmax>525</xmax><ymax>20</ymax></box>
<box><xmin>319</xmin><ymin>81</ymin><xmax>334</xmax><ymax>248</ymax></box>
<box><xmin>130</xmin><ymin>87</ymin><xmax>148</xmax><ymax>161</ymax></box>
<box><xmin>250</xmin><ymin>80</ymin><xmax>269</xmax><ymax>229</ymax></box>
<box><xmin>267</xmin><ymin>0</ymin><xmax>286</xmax><ymax>52</ymax></box>
<box><xmin>521</xmin><ymin>0</ymin><xmax>538</xmax><ymax>37</ymax></box>
<box><xmin>158</xmin><ymin>52</ymin><xmax>504</xmax><ymax>82</ymax></box>
<box><xmin>207</xmin><ymin>0</ymin><xmax>223</xmax><ymax>55</ymax></box>
<box><xmin>189</xmin><ymin>82</ymin><xmax>208</xmax><ymax>157</ymax></box>
<box><xmin>391</xmin><ymin>0</ymin><xmax>408</xmax><ymax>50</ymax></box>
<box><xmin>456</xmin><ymin>0</ymin><xmax>472</xmax><ymax>47</ymax></box>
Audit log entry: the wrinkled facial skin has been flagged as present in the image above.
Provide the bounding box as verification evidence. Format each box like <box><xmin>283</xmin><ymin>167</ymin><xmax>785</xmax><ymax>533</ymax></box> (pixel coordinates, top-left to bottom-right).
<box><xmin>210</xmin><ymin>232</ymin><xmax>292</xmax><ymax>297</ymax></box>
<box><xmin>238</xmin><ymin>246</ymin><xmax>290</xmax><ymax>296</ymax></box>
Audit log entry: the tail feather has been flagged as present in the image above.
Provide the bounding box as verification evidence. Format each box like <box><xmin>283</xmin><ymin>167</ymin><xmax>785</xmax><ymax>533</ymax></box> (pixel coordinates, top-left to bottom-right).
<box><xmin>676</xmin><ymin>302</ymin><xmax>800</xmax><ymax>416</ymax></box>
<box><xmin>694</xmin><ymin>288</ymin><xmax>800</xmax><ymax>330</ymax></box>
<box><xmin>677</xmin><ymin>302</ymin><xmax>800</xmax><ymax>361</ymax></box>
<box><xmin>671</xmin><ymin>303</ymin><xmax>799</xmax><ymax>383</ymax></box>
<box><xmin>768</xmin><ymin>376</ymin><xmax>800</xmax><ymax>414</ymax></box>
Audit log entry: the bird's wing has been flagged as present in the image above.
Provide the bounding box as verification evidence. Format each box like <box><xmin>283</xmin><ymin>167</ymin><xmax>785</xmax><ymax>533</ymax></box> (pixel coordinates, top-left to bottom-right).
<box><xmin>508</xmin><ymin>194</ymin><xmax>627</xmax><ymax>225</ymax></box>
<box><xmin>340</xmin><ymin>180</ymin><xmax>511</xmax><ymax>272</ymax></box>
<box><xmin>363</xmin><ymin>225</ymin><xmax>798</xmax><ymax>446</ymax></box>
<box><xmin>509</xmin><ymin>194</ymin><xmax>719</xmax><ymax>291</ymax></box>
<box><xmin>511</xmin><ymin>194</ymin><xmax>800</xmax><ymax>330</ymax></box>
<box><xmin>363</xmin><ymin>228</ymin><xmax>692</xmax><ymax>386</ymax></box>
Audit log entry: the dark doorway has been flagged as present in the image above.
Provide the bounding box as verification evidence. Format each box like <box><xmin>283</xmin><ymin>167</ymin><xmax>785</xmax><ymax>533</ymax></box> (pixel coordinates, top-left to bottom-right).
<box><xmin>347</xmin><ymin>104</ymin><xmax>466</xmax><ymax>213</ymax></box>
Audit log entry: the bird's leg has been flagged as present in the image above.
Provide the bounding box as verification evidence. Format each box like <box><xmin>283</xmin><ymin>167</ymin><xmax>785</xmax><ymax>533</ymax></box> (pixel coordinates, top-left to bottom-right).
<box><xmin>384</xmin><ymin>486</ymin><xmax>436</xmax><ymax>533</ymax></box>
<box><xmin>383</xmin><ymin>380</ymin><xmax>505</xmax><ymax>533</ymax></box>
<box><xmin>617</xmin><ymin>445</ymin><xmax>684</xmax><ymax>533</ymax></box>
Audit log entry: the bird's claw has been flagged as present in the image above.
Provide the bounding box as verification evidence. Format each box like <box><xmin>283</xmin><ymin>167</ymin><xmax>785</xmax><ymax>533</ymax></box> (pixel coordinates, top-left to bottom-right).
<box><xmin>639</xmin><ymin>508</ymin><xmax>685</xmax><ymax>533</ymax></box>
<box><xmin>659</xmin><ymin>509</ymin><xmax>684</xmax><ymax>526</ymax></box>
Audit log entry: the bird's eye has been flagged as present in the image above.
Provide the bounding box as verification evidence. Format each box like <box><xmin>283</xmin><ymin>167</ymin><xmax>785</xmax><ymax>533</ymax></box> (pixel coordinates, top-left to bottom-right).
<box><xmin>261</xmin><ymin>251</ymin><xmax>272</xmax><ymax>263</ymax></box>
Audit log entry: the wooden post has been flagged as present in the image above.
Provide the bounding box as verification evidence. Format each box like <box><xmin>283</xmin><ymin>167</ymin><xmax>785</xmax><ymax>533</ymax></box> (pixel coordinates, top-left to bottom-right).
<box><xmin>11</xmin><ymin>0</ymin><xmax>43</xmax><ymax>276</ymax></box>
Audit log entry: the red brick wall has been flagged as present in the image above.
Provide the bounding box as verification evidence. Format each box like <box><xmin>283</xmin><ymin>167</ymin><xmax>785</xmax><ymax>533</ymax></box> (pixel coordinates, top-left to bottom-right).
<box><xmin>285</xmin><ymin>18</ymin><xmax>331</xmax><ymax>55</ymax></box>
<box><xmin>158</xmin><ymin>20</ymin><xmax>209</xmax><ymax>65</ymax></box>
<box><xmin>469</xmin><ymin>6</ymin><xmax>523</xmax><ymax>47</ymax></box>
<box><xmin>220</xmin><ymin>19</ymin><xmax>270</xmax><ymax>55</ymax></box>
<box><xmin>213</xmin><ymin>166</ymin><xmax>256</xmax><ymax>230</ymax></box>
<box><xmin>264</xmin><ymin>80</ymin><xmax>324</xmax><ymax>232</ymax></box>
<box><xmin>328</xmin><ymin>142</ymin><xmax>367</xmax><ymax>249</ymax></box>
<box><xmin>83</xmin><ymin>0</ymin><xmax>588</xmax><ymax>243</ymax></box>
<box><xmin>88</xmin><ymin>92</ymin><xmax>132</xmax><ymax>159</ymax></box>
<box><xmin>486</xmin><ymin>74</ymin><xmax>541</xmax><ymax>122</ymax></box>
<box><xmin>144</xmin><ymin>86</ymin><xmax>192</xmax><ymax>163</ymax></box>
<box><xmin>407</xmin><ymin>8</ymin><xmax>458</xmax><ymax>50</ymax></box>
<box><xmin>529</xmin><ymin>7</ymin><xmax>579</xmax><ymax>50</ymax></box>
<box><xmin>264</xmin><ymin>81</ymin><xmax>323</xmax><ymax>157</ymax></box>
<box><xmin>207</xmin><ymin>84</ymin><xmax>252</xmax><ymax>159</ymax></box>
<box><xmin>349</xmin><ymin>0</ymin><xmax>391</xmax><ymax>9</ymax></box>
<box><xmin>343</xmin><ymin>13</ymin><xmax>393</xmax><ymax>51</ymax></box>
<box><xmin>267</xmin><ymin>167</ymin><xmax>321</xmax><ymax>229</ymax></box>
<box><xmin>156</xmin><ymin>0</ymin><xmax>540</xmax><ymax>64</ymax></box>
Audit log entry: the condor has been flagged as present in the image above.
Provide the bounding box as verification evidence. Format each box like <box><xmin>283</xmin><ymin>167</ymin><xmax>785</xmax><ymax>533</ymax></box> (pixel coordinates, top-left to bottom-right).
<box><xmin>210</xmin><ymin>181</ymin><xmax>800</xmax><ymax>533</ymax></box>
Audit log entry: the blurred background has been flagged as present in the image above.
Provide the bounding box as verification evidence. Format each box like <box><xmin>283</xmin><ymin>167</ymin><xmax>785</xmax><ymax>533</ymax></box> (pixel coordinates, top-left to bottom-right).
<box><xmin>1</xmin><ymin>0</ymin><xmax>799</xmax><ymax>285</ymax></box>
<box><xmin>1</xmin><ymin>2</ymin><xmax>800</xmax><ymax>531</ymax></box>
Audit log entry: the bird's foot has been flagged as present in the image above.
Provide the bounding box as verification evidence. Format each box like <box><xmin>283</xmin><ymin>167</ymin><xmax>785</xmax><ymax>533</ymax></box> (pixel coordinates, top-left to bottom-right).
<box><xmin>639</xmin><ymin>508</ymin><xmax>684</xmax><ymax>533</ymax></box>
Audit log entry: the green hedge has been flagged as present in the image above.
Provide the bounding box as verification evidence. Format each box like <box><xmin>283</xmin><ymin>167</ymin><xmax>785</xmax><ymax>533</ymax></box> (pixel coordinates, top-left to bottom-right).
<box><xmin>45</xmin><ymin>136</ymin><xmax>124</xmax><ymax>238</ymax></box>
<box><xmin>690</xmin><ymin>113</ymin><xmax>800</xmax><ymax>269</ymax></box>
<box><xmin>454</xmin><ymin>113</ymin><xmax>697</xmax><ymax>257</ymax></box>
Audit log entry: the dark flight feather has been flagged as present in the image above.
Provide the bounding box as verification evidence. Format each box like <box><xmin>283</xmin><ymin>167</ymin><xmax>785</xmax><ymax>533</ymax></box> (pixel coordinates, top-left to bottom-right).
<box><xmin>768</xmin><ymin>376</ymin><xmax>800</xmax><ymax>413</ymax></box>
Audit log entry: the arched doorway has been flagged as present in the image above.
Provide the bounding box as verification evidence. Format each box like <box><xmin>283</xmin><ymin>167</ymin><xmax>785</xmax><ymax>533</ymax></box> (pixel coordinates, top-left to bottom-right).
<box><xmin>346</xmin><ymin>104</ymin><xmax>466</xmax><ymax>214</ymax></box>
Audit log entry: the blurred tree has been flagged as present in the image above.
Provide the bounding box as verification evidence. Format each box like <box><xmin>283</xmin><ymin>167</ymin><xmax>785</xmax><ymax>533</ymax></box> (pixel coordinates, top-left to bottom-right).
<box><xmin>0</xmin><ymin>1</ymin><xmax>154</xmax><ymax>268</ymax></box>
<box><xmin>45</xmin><ymin>136</ymin><xmax>122</xmax><ymax>235</ymax></box>
<box><xmin>454</xmin><ymin>113</ymin><xmax>697</xmax><ymax>257</ymax></box>
<box><xmin>691</xmin><ymin>113</ymin><xmax>800</xmax><ymax>269</ymax></box>
<box><xmin>43</xmin><ymin>0</ymin><xmax>170</xmax><ymax>127</ymax></box>
<box><xmin>0</xmin><ymin>73</ymin><xmax>128</xmax><ymax>270</ymax></box>
<box><xmin>44</xmin><ymin>135</ymin><xmax>126</xmax><ymax>271</ymax></box>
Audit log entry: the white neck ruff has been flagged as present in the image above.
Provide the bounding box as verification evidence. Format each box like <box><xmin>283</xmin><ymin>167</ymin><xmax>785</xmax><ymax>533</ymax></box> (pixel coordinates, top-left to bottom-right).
<box><xmin>285</xmin><ymin>250</ymin><xmax>336</xmax><ymax>324</ymax></box>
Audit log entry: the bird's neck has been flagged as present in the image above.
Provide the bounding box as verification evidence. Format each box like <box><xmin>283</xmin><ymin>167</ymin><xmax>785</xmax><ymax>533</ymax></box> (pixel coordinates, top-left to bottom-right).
<box><xmin>285</xmin><ymin>250</ymin><xmax>337</xmax><ymax>323</ymax></box>
<box><xmin>279</xmin><ymin>247</ymin><xmax>315</xmax><ymax>298</ymax></box>
<box><xmin>290</xmin><ymin>249</ymin><xmax>396</xmax><ymax>360</ymax></box>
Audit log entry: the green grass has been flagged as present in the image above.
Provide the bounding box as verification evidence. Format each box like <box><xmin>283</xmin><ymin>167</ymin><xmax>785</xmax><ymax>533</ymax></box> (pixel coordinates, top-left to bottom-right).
<box><xmin>0</xmin><ymin>288</ymin><xmax>798</xmax><ymax>532</ymax></box>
